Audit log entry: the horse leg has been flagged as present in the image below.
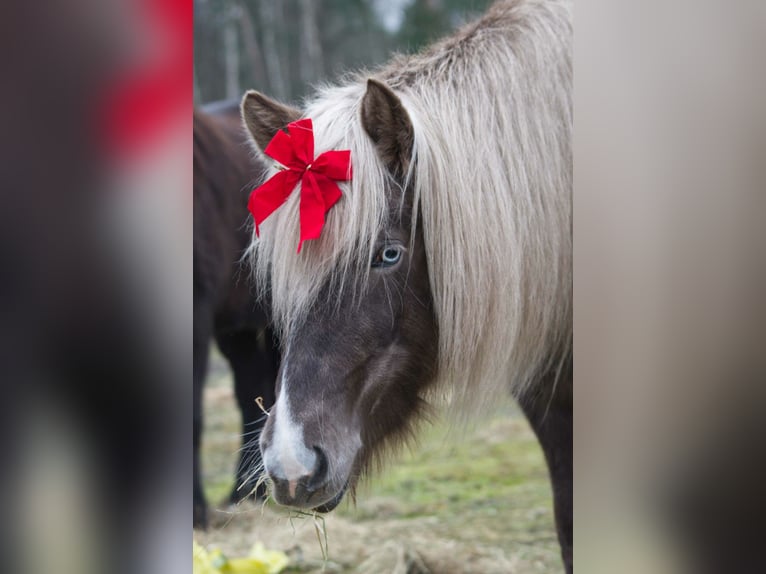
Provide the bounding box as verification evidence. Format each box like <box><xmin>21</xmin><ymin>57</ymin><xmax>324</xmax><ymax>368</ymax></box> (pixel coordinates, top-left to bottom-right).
<box><xmin>520</xmin><ymin>380</ymin><xmax>573</xmax><ymax>573</ymax></box>
<box><xmin>193</xmin><ymin>313</ymin><xmax>212</xmax><ymax>529</ymax></box>
<box><xmin>215</xmin><ymin>329</ymin><xmax>278</xmax><ymax>504</ymax></box>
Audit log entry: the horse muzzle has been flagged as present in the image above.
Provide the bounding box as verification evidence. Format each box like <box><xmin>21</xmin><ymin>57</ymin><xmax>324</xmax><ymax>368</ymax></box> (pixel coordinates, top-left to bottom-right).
<box><xmin>260</xmin><ymin>402</ymin><xmax>359</xmax><ymax>511</ymax></box>
<box><xmin>264</xmin><ymin>445</ymin><xmax>334</xmax><ymax>509</ymax></box>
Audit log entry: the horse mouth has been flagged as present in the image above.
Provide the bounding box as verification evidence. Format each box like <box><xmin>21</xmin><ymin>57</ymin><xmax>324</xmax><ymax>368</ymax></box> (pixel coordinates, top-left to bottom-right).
<box><xmin>311</xmin><ymin>481</ymin><xmax>349</xmax><ymax>513</ymax></box>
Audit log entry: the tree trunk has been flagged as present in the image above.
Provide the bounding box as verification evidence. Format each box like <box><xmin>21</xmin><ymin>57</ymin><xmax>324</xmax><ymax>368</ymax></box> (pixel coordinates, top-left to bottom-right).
<box><xmin>258</xmin><ymin>0</ymin><xmax>287</xmax><ymax>100</ymax></box>
<box><xmin>193</xmin><ymin>64</ymin><xmax>202</xmax><ymax>105</ymax></box>
<box><xmin>299</xmin><ymin>0</ymin><xmax>324</xmax><ymax>87</ymax></box>
<box><xmin>238</xmin><ymin>1</ymin><xmax>267</xmax><ymax>91</ymax></box>
<box><xmin>222</xmin><ymin>4</ymin><xmax>240</xmax><ymax>100</ymax></box>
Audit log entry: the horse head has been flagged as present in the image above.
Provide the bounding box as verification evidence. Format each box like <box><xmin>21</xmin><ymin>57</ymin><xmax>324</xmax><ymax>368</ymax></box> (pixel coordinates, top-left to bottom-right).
<box><xmin>241</xmin><ymin>80</ymin><xmax>439</xmax><ymax>511</ymax></box>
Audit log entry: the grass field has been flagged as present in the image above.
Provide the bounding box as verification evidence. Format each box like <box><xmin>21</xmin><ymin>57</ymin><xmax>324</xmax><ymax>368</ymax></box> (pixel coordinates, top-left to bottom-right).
<box><xmin>195</xmin><ymin>348</ymin><xmax>561</xmax><ymax>573</ymax></box>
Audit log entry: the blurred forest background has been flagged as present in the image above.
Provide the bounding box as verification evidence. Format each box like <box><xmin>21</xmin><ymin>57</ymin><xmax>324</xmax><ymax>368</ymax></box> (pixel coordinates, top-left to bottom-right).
<box><xmin>194</xmin><ymin>0</ymin><xmax>494</xmax><ymax>105</ymax></box>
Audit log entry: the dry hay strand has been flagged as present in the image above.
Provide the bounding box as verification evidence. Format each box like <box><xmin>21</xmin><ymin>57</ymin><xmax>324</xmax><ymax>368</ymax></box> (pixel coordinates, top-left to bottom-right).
<box><xmin>358</xmin><ymin>541</ymin><xmax>430</xmax><ymax>574</ymax></box>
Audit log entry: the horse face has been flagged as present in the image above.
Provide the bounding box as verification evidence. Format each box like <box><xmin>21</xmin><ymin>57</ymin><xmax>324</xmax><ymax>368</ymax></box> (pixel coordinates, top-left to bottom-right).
<box><xmin>244</xmin><ymin>80</ymin><xmax>437</xmax><ymax>511</ymax></box>
<box><xmin>259</xmin><ymin>222</ymin><xmax>437</xmax><ymax>510</ymax></box>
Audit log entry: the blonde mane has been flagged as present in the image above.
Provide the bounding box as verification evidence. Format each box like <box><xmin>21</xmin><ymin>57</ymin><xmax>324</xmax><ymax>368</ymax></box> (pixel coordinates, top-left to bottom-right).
<box><xmin>251</xmin><ymin>0</ymin><xmax>572</xmax><ymax>414</ymax></box>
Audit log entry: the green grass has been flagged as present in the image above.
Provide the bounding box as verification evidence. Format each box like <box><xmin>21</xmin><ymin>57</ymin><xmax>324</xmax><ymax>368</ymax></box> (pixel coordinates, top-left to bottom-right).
<box><xmin>339</xmin><ymin>413</ymin><xmax>559</xmax><ymax>568</ymax></box>
<box><xmin>354</xmin><ymin>419</ymin><xmax>549</xmax><ymax>517</ymax></box>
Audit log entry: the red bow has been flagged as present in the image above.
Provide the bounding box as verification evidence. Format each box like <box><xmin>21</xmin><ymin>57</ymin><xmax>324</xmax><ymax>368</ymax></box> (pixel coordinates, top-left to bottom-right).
<box><xmin>248</xmin><ymin>118</ymin><xmax>352</xmax><ymax>253</ymax></box>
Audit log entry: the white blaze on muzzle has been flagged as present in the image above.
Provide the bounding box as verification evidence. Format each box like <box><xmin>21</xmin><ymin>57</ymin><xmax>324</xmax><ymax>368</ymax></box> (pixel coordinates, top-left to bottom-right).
<box><xmin>262</xmin><ymin>358</ymin><xmax>317</xmax><ymax>494</ymax></box>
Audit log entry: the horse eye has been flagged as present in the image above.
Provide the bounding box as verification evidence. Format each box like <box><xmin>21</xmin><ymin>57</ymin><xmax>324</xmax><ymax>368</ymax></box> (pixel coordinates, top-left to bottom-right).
<box><xmin>372</xmin><ymin>246</ymin><xmax>402</xmax><ymax>267</ymax></box>
<box><xmin>383</xmin><ymin>247</ymin><xmax>401</xmax><ymax>263</ymax></box>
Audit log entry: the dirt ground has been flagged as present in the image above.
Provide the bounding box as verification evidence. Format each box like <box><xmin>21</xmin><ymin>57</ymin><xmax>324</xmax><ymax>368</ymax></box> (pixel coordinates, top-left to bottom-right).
<box><xmin>195</xmin><ymin>349</ymin><xmax>562</xmax><ymax>573</ymax></box>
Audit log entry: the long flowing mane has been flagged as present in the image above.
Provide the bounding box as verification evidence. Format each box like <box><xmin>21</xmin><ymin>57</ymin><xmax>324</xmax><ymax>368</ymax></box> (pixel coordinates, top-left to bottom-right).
<box><xmin>252</xmin><ymin>0</ymin><xmax>572</xmax><ymax>414</ymax></box>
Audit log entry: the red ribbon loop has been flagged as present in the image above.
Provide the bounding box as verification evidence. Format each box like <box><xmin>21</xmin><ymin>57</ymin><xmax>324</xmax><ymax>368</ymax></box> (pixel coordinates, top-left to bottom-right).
<box><xmin>248</xmin><ymin>118</ymin><xmax>352</xmax><ymax>253</ymax></box>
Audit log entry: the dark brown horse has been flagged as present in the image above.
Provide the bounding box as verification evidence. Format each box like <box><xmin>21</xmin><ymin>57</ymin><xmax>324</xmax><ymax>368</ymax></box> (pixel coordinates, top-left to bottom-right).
<box><xmin>241</xmin><ymin>0</ymin><xmax>571</xmax><ymax>570</ymax></box>
<box><xmin>193</xmin><ymin>101</ymin><xmax>279</xmax><ymax>528</ymax></box>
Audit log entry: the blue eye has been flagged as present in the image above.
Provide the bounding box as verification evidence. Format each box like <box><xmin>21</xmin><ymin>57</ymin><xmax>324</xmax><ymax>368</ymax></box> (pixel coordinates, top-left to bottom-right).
<box><xmin>372</xmin><ymin>246</ymin><xmax>402</xmax><ymax>267</ymax></box>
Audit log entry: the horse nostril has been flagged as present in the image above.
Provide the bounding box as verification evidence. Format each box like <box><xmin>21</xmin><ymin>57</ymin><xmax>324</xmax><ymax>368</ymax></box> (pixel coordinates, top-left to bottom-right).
<box><xmin>308</xmin><ymin>446</ymin><xmax>328</xmax><ymax>490</ymax></box>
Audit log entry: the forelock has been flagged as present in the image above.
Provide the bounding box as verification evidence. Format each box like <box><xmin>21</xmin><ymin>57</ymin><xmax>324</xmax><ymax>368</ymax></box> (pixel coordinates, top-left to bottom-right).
<box><xmin>251</xmin><ymin>82</ymin><xmax>392</xmax><ymax>340</ymax></box>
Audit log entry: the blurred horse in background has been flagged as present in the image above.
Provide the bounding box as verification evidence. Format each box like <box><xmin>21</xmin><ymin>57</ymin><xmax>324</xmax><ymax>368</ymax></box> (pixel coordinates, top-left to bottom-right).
<box><xmin>193</xmin><ymin>101</ymin><xmax>279</xmax><ymax>528</ymax></box>
<box><xmin>241</xmin><ymin>0</ymin><xmax>572</xmax><ymax>570</ymax></box>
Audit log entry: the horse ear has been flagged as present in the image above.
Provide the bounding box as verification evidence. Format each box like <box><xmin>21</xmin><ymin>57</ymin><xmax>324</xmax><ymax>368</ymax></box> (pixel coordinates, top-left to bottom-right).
<box><xmin>241</xmin><ymin>90</ymin><xmax>301</xmax><ymax>152</ymax></box>
<box><xmin>361</xmin><ymin>79</ymin><xmax>414</xmax><ymax>174</ymax></box>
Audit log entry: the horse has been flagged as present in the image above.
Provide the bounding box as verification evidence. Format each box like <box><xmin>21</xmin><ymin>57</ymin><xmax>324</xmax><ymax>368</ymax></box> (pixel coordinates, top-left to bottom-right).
<box><xmin>240</xmin><ymin>0</ymin><xmax>571</xmax><ymax>569</ymax></box>
<box><xmin>193</xmin><ymin>101</ymin><xmax>280</xmax><ymax>528</ymax></box>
